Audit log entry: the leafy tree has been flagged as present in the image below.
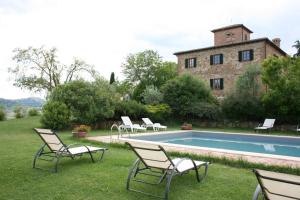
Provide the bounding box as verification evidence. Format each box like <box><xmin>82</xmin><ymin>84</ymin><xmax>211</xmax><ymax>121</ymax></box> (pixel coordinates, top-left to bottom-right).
<box><xmin>49</xmin><ymin>79</ymin><xmax>115</xmax><ymax>125</ymax></box>
<box><xmin>9</xmin><ymin>46</ymin><xmax>97</xmax><ymax>93</ymax></box>
<box><xmin>261</xmin><ymin>56</ymin><xmax>300</xmax><ymax>122</ymax></box>
<box><xmin>293</xmin><ymin>40</ymin><xmax>300</xmax><ymax>57</ymax></box>
<box><xmin>114</xmin><ymin>100</ymin><xmax>146</xmax><ymax>120</ymax></box>
<box><xmin>162</xmin><ymin>74</ymin><xmax>217</xmax><ymax>119</ymax></box>
<box><xmin>41</xmin><ymin>101</ymin><xmax>71</xmax><ymax>130</ymax></box>
<box><xmin>222</xmin><ymin>65</ymin><xmax>263</xmax><ymax>121</ymax></box>
<box><xmin>0</xmin><ymin>106</ymin><xmax>6</xmax><ymax>121</ymax></box>
<box><xmin>122</xmin><ymin>50</ymin><xmax>177</xmax><ymax>101</ymax></box>
<box><xmin>141</xmin><ymin>85</ymin><xmax>163</xmax><ymax>105</ymax></box>
<box><xmin>109</xmin><ymin>72</ymin><xmax>115</xmax><ymax>84</ymax></box>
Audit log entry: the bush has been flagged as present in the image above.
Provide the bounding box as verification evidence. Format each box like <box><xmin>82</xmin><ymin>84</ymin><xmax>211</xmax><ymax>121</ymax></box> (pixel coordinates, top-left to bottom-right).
<box><xmin>50</xmin><ymin>79</ymin><xmax>116</xmax><ymax>125</ymax></box>
<box><xmin>183</xmin><ymin>102</ymin><xmax>221</xmax><ymax>120</ymax></box>
<box><xmin>222</xmin><ymin>64</ymin><xmax>263</xmax><ymax>121</ymax></box>
<box><xmin>28</xmin><ymin>108</ymin><xmax>39</xmax><ymax>116</ymax></box>
<box><xmin>141</xmin><ymin>85</ymin><xmax>163</xmax><ymax>105</ymax></box>
<box><xmin>14</xmin><ymin>106</ymin><xmax>25</xmax><ymax>118</ymax></box>
<box><xmin>0</xmin><ymin>106</ymin><xmax>6</xmax><ymax>121</ymax></box>
<box><xmin>162</xmin><ymin>74</ymin><xmax>218</xmax><ymax>119</ymax></box>
<box><xmin>40</xmin><ymin>101</ymin><xmax>71</xmax><ymax>130</ymax></box>
<box><xmin>114</xmin><ymin>100</ymin><xmax>146</xmax><ymax>120</ymax></box>
<box><xmin>145</xmin><ymin>104</ymin><xmax>171</xmax><ymax>122</ymax></box>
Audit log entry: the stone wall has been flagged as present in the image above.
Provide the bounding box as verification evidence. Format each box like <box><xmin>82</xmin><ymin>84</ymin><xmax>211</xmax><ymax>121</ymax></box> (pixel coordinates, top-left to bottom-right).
<box><xmin>214</xmin><ymin>26</ymin><xmax>251</xmax><ymax>46</ymax></box>
<box><xmin>177</xmin><ymin>41</ymin><xmax>266</xmax><ymax>97</ymax></box>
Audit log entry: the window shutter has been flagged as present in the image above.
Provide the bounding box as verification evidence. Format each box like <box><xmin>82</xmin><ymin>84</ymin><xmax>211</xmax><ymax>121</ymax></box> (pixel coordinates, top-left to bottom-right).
<box><xmin>185</xmin><ymin>59</ymin><xmax>188</xmax><ymax>68</ymax></box>
<box><xmin>220</xmin><ymin>54</ymin><xmax>223</xmax><ymax>64</ymax></box>
<box><xmin>193</xmin><ymin>58</ymin><xmax>197</xmax><ymax>67</ymax></box>
<box><xmin>210</xmin><ymin>79</ymin><xmax>213</xmax><ymax>89</ymax></box>
<box><xmin>238</xmin><ymin>51</ymin><xmax>242</xmax><ymax>61</ymax></box>
<box><xmin>220</xmin><ymin>78</ymin><xmax>224</xmax><ymax>90</ymax></box>
<box><xmin>250</xmin><ymin>49</ymin><xmax>254</xmax><ymax>60</ymax></box>
<box><xmin>210</xmin><ymin>55</ymin><xmax>213</xmax><ymax>65</ymax></box>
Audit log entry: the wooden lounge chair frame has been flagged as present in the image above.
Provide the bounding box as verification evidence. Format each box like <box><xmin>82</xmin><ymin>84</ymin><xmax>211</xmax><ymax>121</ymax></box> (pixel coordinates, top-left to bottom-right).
<box><xmin>33</xmin><ymin>128</ymin><xmax>107</xmax><ymax>172</ymax></box>
<box><xmin>126</xmin><ymin>142</ymin><xmax>209</xmax><ymax>199</ymax></box>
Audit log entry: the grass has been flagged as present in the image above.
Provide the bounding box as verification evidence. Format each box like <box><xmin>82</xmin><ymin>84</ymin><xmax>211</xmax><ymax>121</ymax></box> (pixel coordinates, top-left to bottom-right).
<box><xmin>0</xmin><ymin>117</ymin><xmax>297</xmax><ymax>200</ymax></box>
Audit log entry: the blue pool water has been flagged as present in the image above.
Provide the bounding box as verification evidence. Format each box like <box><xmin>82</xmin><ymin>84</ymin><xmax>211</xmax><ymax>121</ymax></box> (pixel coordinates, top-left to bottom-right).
<box><xmin>130</xmin><ymin>132</ymin><xmax>300</xmax><ymax>158</ymax></box>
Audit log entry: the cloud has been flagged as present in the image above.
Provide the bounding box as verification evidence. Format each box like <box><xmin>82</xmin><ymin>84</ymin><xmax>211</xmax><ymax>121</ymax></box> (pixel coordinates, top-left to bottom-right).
<box><xmin>0</xmin><ymin>0</ymin><xmax>299</xmax><ymax>98</ymax></box>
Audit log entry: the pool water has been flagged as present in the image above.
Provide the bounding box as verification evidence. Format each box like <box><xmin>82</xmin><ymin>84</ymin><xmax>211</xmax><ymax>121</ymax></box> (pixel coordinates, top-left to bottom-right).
<box><xmin>130</xmin><ymin>132</ymin><xmax>300</xmax><ymax>158</ymax></box>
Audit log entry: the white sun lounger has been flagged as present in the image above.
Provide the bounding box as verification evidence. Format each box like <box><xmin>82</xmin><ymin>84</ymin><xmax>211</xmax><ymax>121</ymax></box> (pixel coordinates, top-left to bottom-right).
<box><xmin>121</xmin><ymin>116</ymin><xmax>146</xmax><ymax>133</ymax></box>
<box><xmin>126</xmin><ymin>142</ymin><xmax>209</xmax><ymax>199</ymax></box>
<box><xmin>142</xmin><ymin>118</ymin><xmax>167</xmax><ymax>131</ymax></box>
<box><xmin>254</xmin><ymin>119</ymin><xmax>275</xmax><ymax>133</ymax></box>
<box><xmin>33</xmin><ymin>128</ymin><xmax>107</xmax><ymax>172</ymax></box>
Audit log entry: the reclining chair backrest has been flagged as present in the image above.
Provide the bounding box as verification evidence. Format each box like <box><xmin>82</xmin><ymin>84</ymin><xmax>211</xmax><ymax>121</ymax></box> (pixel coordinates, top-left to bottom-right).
<box><xmin>34</xmin><ymin>128</ymin><xmax>66</xmax><ymax>152</ymax></box>
<box><xmin>263</xmin><ymin>119</ymin><xmax>275</xmax><ymax>128</ymax></box>
<box><xmin>142</xmin><ymin>118</ymin><xmax>153</xmax><ymax>125</ymax></box>
<box><xmin>121</xmin><ymin>116</ymin><xmax>133</xmax><ymax>126</ymax></box>
<box><xmin>127</xmin><ymin>142</ymin><xmax>174</xmax><ymax>170</ymax></box>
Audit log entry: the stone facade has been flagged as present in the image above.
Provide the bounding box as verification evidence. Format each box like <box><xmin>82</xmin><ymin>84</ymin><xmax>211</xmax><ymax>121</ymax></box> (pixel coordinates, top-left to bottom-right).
<box><xmin>174</xmin><ymin>24</ymin><xmax>286</xmax><ymax>97</ymax></box>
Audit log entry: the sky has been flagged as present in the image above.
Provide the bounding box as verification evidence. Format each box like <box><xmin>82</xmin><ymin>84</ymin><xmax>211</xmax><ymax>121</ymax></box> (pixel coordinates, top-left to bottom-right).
<box><xmin>0</xmin><ymin>0</ymin><xmax>299</xmax><ymax>99</ymax></box>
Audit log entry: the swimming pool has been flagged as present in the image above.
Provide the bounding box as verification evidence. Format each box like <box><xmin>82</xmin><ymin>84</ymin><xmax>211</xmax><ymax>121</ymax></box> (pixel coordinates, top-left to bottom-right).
<box><xmin>128</xmin><ymin>131</ymin><xmax>300</xmax><ymax>158</ymax></box>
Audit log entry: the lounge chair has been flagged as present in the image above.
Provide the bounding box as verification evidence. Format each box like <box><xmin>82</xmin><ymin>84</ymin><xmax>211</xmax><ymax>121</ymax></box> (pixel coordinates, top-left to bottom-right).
<box><xmin>142</xmin><ymin>118</ymin><xmax>167</xmax><ymax>131</ymax></box>
<box><xmin>33</xmin><ymin>128</ymin><xmax>107</xmax><ymax>172</ymax></box>
<box><xmin>121</xmin><ymin>116</ymin><xmax>146</xmax><ymax>133</ymax></box>
<box><xmin>252</xmin><ymin>169</ymin><xmax>300</xmax><ymax>200</ymax></box>
<box><xmin>297</xmin><ymin>125</ymin><xmax>300</xmax><ymax>132</ymax></box>
<box><xmin>254</xmin><ymin>119</ymin><xmax>275</xmax><ymax>133</ymax></box>
<box><xmin>126</xmin><ymin>142</ymin><xmax>209</xmax><ymax>199</ymax></box>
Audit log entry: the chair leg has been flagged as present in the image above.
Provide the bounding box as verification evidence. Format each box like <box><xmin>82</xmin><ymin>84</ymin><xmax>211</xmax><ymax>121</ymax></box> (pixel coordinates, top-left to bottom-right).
<box><xmin>87</xmin><ymin>151</ymin><xmax>95</xmax><ymax>163</ymax></box>
<box><xmin>252</xmin><ymin>185</ymin><xmax>262</xmax><ymax>200</ymax></box>
<box><xmin>98</xmin><ymin>149</ymin><xmax>106</xmax><ymax>161</ymax></box>
<box><xmin>126</xmin><ymin>159</ymin><xmax>141</xmax><ymax>190</ymax></box>
<box><xmin>33</xmin><ymin>145</ymin><xmax>46</xmax><ymax>168</ymax></box>
<box><xmin>164</xmin><ymin>170</ymin><xmax>176</xmax><ymax>200</ymax></box>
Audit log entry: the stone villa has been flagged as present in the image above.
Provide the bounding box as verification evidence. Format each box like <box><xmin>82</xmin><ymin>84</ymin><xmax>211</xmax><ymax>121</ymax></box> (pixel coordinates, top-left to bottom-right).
<box><xmin>174</xmin><ymin>24</ymin><xmax>286</xmax><ymax>97</ymax></box>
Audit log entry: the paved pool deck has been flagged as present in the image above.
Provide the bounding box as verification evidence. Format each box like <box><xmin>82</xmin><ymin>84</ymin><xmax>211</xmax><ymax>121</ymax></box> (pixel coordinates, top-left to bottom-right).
<box><xmin>87</xmin><ymin>130</ymin><xmax>300</xmax><ymax>168</ymax></box>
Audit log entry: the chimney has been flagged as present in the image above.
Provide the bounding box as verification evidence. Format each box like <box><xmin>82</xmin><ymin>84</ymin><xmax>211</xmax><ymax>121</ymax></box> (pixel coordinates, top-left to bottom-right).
<box><xmin>272</xmin><ymin>38</ymin><xmax>281</xmax><ymax>48</ymax></box>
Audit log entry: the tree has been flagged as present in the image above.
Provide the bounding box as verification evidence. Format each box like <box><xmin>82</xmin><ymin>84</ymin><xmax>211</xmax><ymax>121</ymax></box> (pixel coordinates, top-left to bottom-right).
<box><xmin>141</xmin><ymin>85</ymin><xmax>163</xmax><ymax>105</ymax></box>
<box><xmin>122</xmin><ymin>50</ymin><xmax>177</xmax><ymax>87</ymax></box>
<box><xmin>261</xmin><ymin>56</ymin><xmax>300</xmax><ymax>122</ymax></box>
<box><xmin>9</xmin><ymin>46</ymin><xmax>97</xmax><ymax>93</ymax></box>
<box><xmin>109</xmin><ymin>72</ymin><xmax>115</xmax><ymax>84</ymax></box>
<box><xmin>122</xmin><ymin>50</ymin><xmax>177</xmax><ymax>101</ymax></box>
<box><xmin>162</xmin><ymin>74</ymin><xmax>218</xmax><ymax>119</ymax></box>
<box><xmin>293</xmin><ymin>40</ymin><xmax>300</xmax><ymax>57</ymax></box>
<box><xmin>222</xmin><ymin>65</ymin><xmax>263</xmax><ymax>121</ymax></box>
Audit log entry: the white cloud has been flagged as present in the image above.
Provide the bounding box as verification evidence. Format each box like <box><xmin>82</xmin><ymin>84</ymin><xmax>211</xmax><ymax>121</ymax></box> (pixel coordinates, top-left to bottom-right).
<box><xmin>0</xmin><ymin>0</ymin><xmax>299</xmax><ymax>99</ymax></box>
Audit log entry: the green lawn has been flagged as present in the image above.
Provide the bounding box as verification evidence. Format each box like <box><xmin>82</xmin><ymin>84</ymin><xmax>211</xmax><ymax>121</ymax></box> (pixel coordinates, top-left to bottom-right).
<box><xmin>0</xmin><ymin>117</ymin><xmax>282</xmax><ymax>199</ymax></box>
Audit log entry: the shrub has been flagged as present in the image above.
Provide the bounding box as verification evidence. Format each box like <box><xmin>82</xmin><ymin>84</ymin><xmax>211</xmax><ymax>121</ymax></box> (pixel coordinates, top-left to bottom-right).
<box><xmin>114</xmin><ymin>100</ymin><xmax>146</xmax><ymax>120</ymax></box>
<box><xmin>0</xmin><ymin>106</ymin><xmax>6</xmax><ymax>121</ymax></box>
<box><xmin>40</xmin><ymin>101</ymin><xmax>71</xmax><ymax>130</ymax></box>
<box><xmin>183</xmin><ymin>101</ymin><xmax>222</xmax><ymax>120</ymax></box>
<box><xmin>162</xmin><ymin>74</ymin><xmax>218</xmax><ymax>119</ymax></box>
<box><xmin>261</xmin><ymin>56</ymin><xmax>300</xmax><ymax>123</ymax></box>
<box><xmin>73</xmin><ymin>125</ymin><xmax>91</xmax><ymax>132</ymax></box>
<box><xmin>14</xmin><ymin>106</ymin><xmax>25</xmax><ymax>118</ymax></box>
<box><xmin>145</xmin><ymin>104</ymin><xmax>171</xmax><ymax>122</ymax></box>
<box><xmin>141</xmin><ymin>85</ymin><xmax>163</xmax><ymax>105</ymax></box>
<box><xmin>28</xmin><ymin>108</ymin><xmax>39</xmax><ymax>116</ymax></box>
<box><xmin>50</xmin><ymin>79</ymin><xmax>116</xmax><ymax>125</ymax></box>
<box><xmin>222</xmin><ymin>64</ymin><xmax>263</xmax><ymax>121</ymax></box>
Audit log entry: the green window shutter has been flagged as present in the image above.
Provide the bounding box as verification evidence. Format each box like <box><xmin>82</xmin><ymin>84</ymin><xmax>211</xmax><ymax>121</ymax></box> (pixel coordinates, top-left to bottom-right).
<box><xmin>238</xmin><ymin>51</ymin><xmax>242</xmax><ymax>61</ymax></box>
<box><xmin>185</xmin><ymin>59</ymin><xmax>188</xmax><ymax>68</ymax></box>
<box><xmin>210</xmin><ymin>55</ymin><xmax>213</xmax><ymax>65</ymax></box>
<box><xmin>210</xmin><ymin>79</ymin><xmax>213</xmax><ymax>89</ymax></box>
<box><xmin>250</xmin><ymin>49</ymin><xmax>254</xmax><ymax>60</ymax></box>
<box><xmin>220</xmin><ymin>78</ymin><xmax>224</xmax><ymax>90</ymax></box>
<box><xmin>220</xmin><ymin>54</ymin><xmax>223</xmax><ymax>64</ymax></box>
<box><xmin>193</xmin><ymin>58</ymin><xmax>197</xmax><ymax>67</ymax></box>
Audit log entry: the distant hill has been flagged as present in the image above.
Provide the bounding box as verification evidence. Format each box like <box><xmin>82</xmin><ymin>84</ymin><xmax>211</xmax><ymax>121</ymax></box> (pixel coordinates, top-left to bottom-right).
<box><xmin>0</xmin><ymin>97</ymin><xmax>45</xmax><ymax>110</ymax></box>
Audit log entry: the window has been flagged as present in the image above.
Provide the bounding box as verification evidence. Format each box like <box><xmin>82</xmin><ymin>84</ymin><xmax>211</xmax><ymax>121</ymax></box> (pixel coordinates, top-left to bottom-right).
<box><xmin>244</xmin><ymin>34</ymin><xmax>248</xmax><ymax>41</ymax></box>
<box><xmin>210</xmin><ymin>54</ymin><xmax>223</xmax><ymax>65</ymax></box>
<box><xmin>239</xmin><ymin>50</ymin><xmax>253</xmax><ymax>62</ymax></box>
<box><xmin>185</xmin><ymin>58</ymin><xmax>197</xmax><ymax>68</ymax></box>
<box><xmin>210</xmin><ymin>78</ymin><xmax>224</xmax><ymax>90</ymax></box>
